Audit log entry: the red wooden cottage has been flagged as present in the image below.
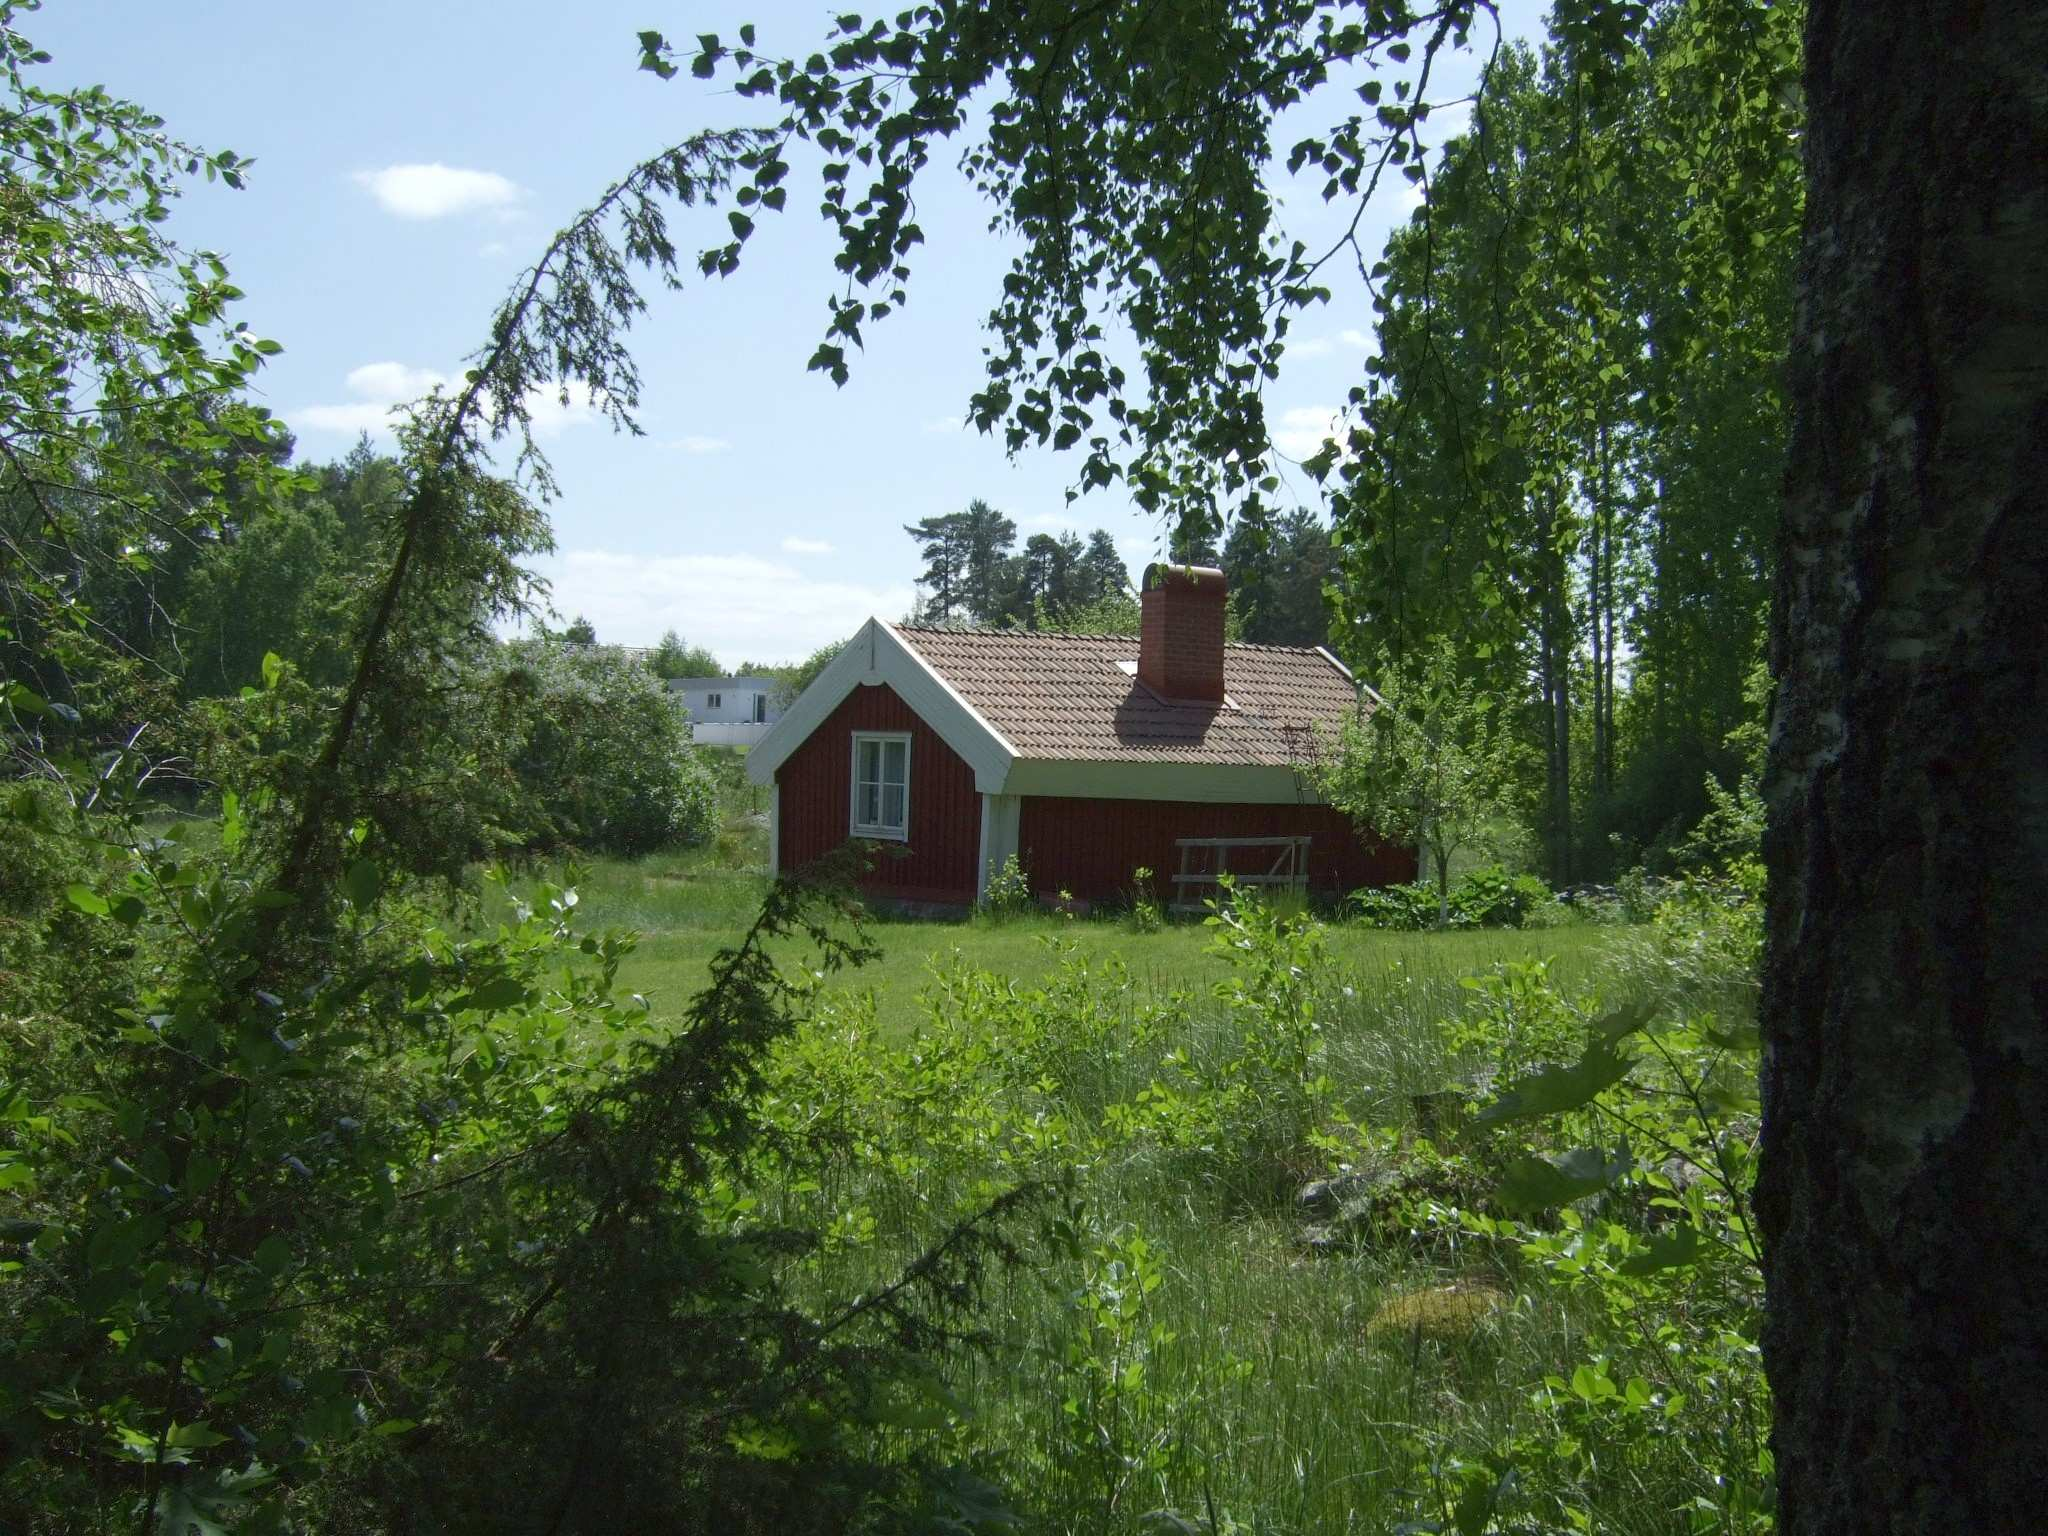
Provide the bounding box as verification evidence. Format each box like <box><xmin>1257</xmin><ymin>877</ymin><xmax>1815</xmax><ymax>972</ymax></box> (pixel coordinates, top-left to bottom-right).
<box><xmin>747</xmin><ymin>564</ymin><xmax>1416</xmax><ymax>910</ymax></box>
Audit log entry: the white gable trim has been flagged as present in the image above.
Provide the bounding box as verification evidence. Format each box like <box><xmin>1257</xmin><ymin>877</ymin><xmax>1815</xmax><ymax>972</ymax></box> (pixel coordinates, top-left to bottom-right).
<box><xmin>746</xmin><ymin>619</ymin><xmax>1017</xmax><ymax>792</ymax></box>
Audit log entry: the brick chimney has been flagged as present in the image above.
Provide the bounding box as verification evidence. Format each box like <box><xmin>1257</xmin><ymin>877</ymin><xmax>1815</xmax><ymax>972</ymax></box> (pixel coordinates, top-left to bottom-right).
<box><xmin>1138</xmin><ymin>563</ymin><xmax>1228</xmax><ymax>703</ymax></box>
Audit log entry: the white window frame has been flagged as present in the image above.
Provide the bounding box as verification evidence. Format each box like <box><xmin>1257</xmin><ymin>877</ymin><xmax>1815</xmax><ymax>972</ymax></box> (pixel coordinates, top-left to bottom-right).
<box><xmin>849</xmin><ymin>731</ymin><xmax>913</xmax><ymax>841</ymax></box>
<box><xmin>707</xmin><ymin>691</ymin><xmax>722</xmax><ymax>710</ymax></box>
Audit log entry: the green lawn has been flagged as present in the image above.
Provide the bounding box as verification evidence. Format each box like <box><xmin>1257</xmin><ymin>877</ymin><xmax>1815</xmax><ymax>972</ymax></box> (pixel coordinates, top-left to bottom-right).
<box><xmin>494</xmin><ymin>848</ymin><xmax>1616</xmax><ymax>1037</ymax></box>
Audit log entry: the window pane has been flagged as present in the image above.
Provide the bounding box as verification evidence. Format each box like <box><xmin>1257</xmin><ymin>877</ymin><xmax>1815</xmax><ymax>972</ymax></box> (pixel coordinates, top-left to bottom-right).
<box><xmin>882</xmin><ymin>784</ymin><xmax>904</xmax><ymax>829</ymax></box>
<box><xmin>859</xmin><ymin>782</ymin><xmax>880</xmax><ymax>826</ymax></box>
<box><xmin>857</xmin><ymin>739</ymin><xmax>878</xmax><ymax>782</ymax></box>
<box><xmin>883</xmin><ymin>740</ymin><xmax>907</xmax><ymax>786</ymax></box>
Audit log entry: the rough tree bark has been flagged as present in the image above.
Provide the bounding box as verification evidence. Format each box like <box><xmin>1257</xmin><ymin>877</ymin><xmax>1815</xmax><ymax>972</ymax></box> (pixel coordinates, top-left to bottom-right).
<box><xmin>1758</xmin><ymin>0</ymin><xmax>2048</xmax><ymax>1529</ymax></box>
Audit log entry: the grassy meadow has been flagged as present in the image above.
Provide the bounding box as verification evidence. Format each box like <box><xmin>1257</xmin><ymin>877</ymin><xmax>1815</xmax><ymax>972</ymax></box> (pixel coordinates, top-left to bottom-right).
<box><xmin>517</xmin><ymin>844</ymin><xmax>1616</xmax><ymax>1035</ymax></box>
<box><xmin>484</xmin><ymin>800</ymin><xmax>1767</xmax><ymax>1535</ymax></box>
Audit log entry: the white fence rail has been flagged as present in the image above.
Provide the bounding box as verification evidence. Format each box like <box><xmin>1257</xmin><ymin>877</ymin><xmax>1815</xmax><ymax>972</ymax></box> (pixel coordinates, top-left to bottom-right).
<box><xmin>691</xmin><ymin>721</ymin><xmax>774</xmax><ymax>748</ymax></box>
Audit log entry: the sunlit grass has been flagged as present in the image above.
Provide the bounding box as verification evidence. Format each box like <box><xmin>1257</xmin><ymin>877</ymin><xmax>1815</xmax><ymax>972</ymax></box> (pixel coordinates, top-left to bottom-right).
<box><xmin>490</xmin><ymin>841</ymin><xmax>1616</xmax><ymax>1043</ymax></box>
<box><xmin>475</xmin><ymin>843</ymin><xmax>1725</xmax><ymax>1532</ymax></box>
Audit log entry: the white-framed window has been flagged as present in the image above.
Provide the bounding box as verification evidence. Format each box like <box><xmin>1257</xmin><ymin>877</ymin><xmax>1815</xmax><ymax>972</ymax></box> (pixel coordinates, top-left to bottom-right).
<box><xmin>850</xmin><ymin>732</ymin><xmax>912</xmax><ymax>840</ymax></box>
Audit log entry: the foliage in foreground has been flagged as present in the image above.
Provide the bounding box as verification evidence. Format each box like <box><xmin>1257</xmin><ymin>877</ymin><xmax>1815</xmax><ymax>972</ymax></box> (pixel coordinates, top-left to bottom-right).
<box><xmin>744</xmin><ymin>880</ymin><xmax>1768</xmax><ymax>1533</ymax></box>
<box><xmin>0</xmin><ymin>789</ymin><xmax>1039</xmax><ymax>1532</ymax></box>
<box><xmin>0</xmin><ymin>13</ymin><xmax>1023</xmax><ymax>1528</ymax></box>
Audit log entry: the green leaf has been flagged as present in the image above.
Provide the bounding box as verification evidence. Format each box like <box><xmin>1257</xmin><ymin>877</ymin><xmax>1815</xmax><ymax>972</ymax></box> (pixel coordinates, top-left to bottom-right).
<box><xmin>1455</xmin><ymin>1466</ymin><xmax>1517</xmax><ymax>1536</ymax></box>
<box><xmin>1570</xmin><ymin>1363</ymin><xmax>1617</xmax><ymax>1400</ymax></box>
<box><xmin>166</xmin><ymin>1420</ymin><xmax>231</xmax><ymax>1449</ymax></box>
<box><xmin>726</xmin><ymin>1417</ymin><xmax>799</xmax><ymax>1460</ymax></box>
<box><xmin>454</xmin><ymin>975</ymin><xmax>528</xmax><ymax>1013</ymax></box>
<box><xmin>343</xmin><ymin>859</ymin><xmax>381</xmax><ymax>909</ymax></box>
<box><xmin>261</xmin><ymin>651</ymin><xmax>283</xmax><ymax>689</ymax></box>
<box><xmin>66</xmin><ymin>884</ymin><xmax>110</xmax><ymax>916</ymax></box>
<box><xmin>1618</xmin><ymin>1223</ymin><xmax>1704</xmax><ymax>1275</ymax></box>
<box><xmin>1476</xmin><ymin>1037</ymin><xmax>1638</xmax><ymax>1126</ymax></box>
<box><xmin>1593</xmin><ymin>1002</ymin><xmax>1654</xmax><ymax>1045</ymax></box>
<box><xmin>1497</xmin><ymin>1145</ymin><xmax>1630</xmax><ymax>1212</ymax></box>
<box><xmin>4</xmin><ymin>681</ymin><xmax>50</xmax><ymax>717</ymax></box>
<box><xmin>1702</xmin><ymin>1017</ymin><xmax>1761</xmax><ymax>1052</ymax></box>
<box><xmin>253</xmin><ymin>1232</ymin><xmax>292</xmax><ymax>1276</ymax></box>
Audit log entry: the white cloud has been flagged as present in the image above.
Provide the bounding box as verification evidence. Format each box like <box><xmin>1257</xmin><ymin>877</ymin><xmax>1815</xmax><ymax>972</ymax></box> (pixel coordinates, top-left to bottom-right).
<box><xmin>521</xmin><ymin>380</ymin><xmax>600</xmax><ymax>438</ymax></box>
<box><xmin>529</xmin><ymin>550</ymin><xmax>913</xmax><ymax>665</ymax></box>
<box><xmin>1426</xmin><ymin>100</ymin><xmax>1474</xmax><ymax>137</ymax></box>
<box><xmin>353</xmin><ymin>163</ymin><xmax>525</xmax><ymax>220</ymax></box>
<box><xmin>296</xmin><ymin>401</ymin><xmax>402</xmax><ymax>435</ymax></box>
<box><xmin>781</xmin><ymin>536</ymin><xmax>834</xmax><ymax>556</ymax></box>
<box><xmin>1286</xmin><ymin>328</ymin><xmax>1373</xmax><ymax>362</ymax></box>
<box><xmin>348</xmin><ymin>361</ymin><xmax>450</xmax><ymax>399</ymax></box>
<box><xmin>1271</xmin><ymin>404</ymin><xmax>1350</xmax><ymax>461</ymax></box>
<box><xmin>672</xmin><ymin>434</ymin><xmax>730</xmax><ymax>455</ymax></box>
<box><xmin>295</xmin><ymin>361</ymin><xmax>451</xmax><ymax>434</ymax></box>
<box><xmin>1020</xmin><ymin>511</ymin><xmax>1079</xmax><ymax>531</ymax></box>
<box><xmin>296</xmin><ymin>362</ymin><xmax>598</xmax><ymax>440</ymax></box>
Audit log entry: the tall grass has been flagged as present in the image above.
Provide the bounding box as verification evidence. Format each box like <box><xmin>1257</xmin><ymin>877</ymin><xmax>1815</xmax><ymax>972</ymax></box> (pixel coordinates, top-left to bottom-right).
<box><xmin>727</xmin><ymin>893</ymin><xmax>1731</xmax><ymax>1532</ymax></box>
<box><xmin>482</xmin><ymin>847</ymin><xmax>1758</xmax><ymax>1532</ymax></box>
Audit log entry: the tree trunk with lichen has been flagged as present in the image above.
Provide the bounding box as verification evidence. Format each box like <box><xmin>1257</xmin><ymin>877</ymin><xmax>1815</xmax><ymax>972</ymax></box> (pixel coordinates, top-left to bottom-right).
<box><xmin>1758</xmin><ymin>0</ymin><xmax>2048</xmax><ymax>1529</ymax></box>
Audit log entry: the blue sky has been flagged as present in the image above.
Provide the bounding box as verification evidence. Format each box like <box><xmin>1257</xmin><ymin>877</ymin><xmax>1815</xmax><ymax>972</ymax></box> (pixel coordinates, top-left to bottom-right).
<box><xmin>30</xmin><ymin>0</ymin><xmax>1541</xmax><ymax>665</ymax></box>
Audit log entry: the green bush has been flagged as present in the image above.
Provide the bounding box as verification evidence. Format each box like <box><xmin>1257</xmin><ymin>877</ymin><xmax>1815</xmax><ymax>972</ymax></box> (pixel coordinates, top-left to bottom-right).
<box><xmin>496</xmin><ymin>638</ymin><xmax>719</xmax><ymax>855</ymax></box>
<box><xmin>1347</xmin><ymin>866</ymin><xmax>1554</xmax><ymax>930</ymax></box>
<box><xmin>980</xmin><ymin>852</ymin><xmax>1034</xmax><ymax>919</ymax></box>
<box><xmin>1345</xmin><ymin>880</ymin><xmax>1439</xmax><ymax>929</ymax></box>
<box><xmin>1125</xmin><ymin>865</ymin><xmax>1164</xmax><ymax>933</ymax></box>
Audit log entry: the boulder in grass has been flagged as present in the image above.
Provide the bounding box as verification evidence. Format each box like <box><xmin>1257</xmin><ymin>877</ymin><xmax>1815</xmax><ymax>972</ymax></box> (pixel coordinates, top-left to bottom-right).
<box><xmin>1295</xmin><ymin>1166</ymin><xmax>1402</xmax><ymax>1222</ymax></box>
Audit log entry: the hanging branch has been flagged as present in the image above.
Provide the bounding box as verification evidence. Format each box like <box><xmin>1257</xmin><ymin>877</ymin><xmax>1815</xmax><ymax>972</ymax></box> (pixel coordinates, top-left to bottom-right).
<box><xmin>261</xmin><ymin>128</ymin><xmax>767</xmax><ymax>924</ymax></box>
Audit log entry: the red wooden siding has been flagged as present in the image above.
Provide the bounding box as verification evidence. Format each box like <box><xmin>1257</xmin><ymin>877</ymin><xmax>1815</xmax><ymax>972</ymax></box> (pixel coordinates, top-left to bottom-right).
<box><xmin>1016</xmin><ymin>795</ymin><xmax>1415</xmax><ymax>906</ymax></box>
<box><xmin>775</xmin><ymin>682</ymin><xmax>980</xmax><ymax>903</ymax></box>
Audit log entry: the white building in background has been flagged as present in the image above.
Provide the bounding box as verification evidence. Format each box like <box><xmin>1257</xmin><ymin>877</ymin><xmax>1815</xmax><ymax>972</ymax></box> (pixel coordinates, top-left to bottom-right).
<box><xmin>667</xmin><ymin>676</ymin><xmax>782</xmax><ymax>747</ymax></box>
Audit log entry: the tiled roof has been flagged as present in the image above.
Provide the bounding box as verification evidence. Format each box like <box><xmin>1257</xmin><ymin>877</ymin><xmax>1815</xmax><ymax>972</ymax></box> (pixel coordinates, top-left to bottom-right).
<box><xmin>893</xmin><ymin>625</ymin><xmax>1369</xmax><ymax>766</ymax></box>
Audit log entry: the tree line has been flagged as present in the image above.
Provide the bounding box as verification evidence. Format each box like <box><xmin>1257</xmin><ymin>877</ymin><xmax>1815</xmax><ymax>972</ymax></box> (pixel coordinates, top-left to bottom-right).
<box><xmin>903</xmin><ymin>497</ymin><xmax>1336</xmax><ymax>645</ymax></box>
<box><xmin>2</xmin><ymin>417</ymin><xmax>718</xmax><ymax>858</ymax></box>
<box><xmin>1321</xmin><ymin>14</ymin><xmax>1799</xmax><ymax>886</ymax></box>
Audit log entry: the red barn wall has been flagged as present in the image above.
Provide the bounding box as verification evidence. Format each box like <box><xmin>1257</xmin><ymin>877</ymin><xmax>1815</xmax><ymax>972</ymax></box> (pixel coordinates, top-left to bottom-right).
<box><xmin>774</xmin><ymin>682</ymin><xmax>980</xmax><ymax>903</ymax></box>
<box><xmin>1016</xmin><ymin>795</ymin><xmax>1415</xmax><ymax>906</ymax></box>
